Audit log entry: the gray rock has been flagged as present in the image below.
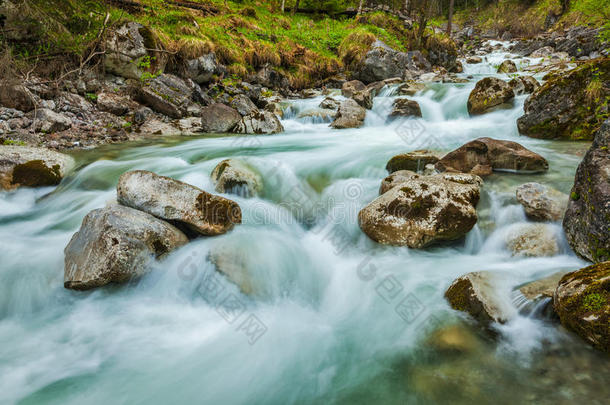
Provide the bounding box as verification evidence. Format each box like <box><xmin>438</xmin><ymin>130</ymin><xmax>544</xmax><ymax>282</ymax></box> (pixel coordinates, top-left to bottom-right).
<box><xmin>97</xmin><ymin>92</ymin><xmax>130</xmax><ymax>116</ymax></box>
<box><xmin>467</xmin><ymin>77</ymin><xmax>514</xmax><ymax>115</ymax></box>
<box><xmin>516</xmin><ymin>182</ymin><xmax>568</xmax><ymax>221</ymax></box>
<box><xmin>211</xmin><ymin>159</ymin><xmax>262</xmax><ymax>197</ymax></box>
<box><xmin>385</xmin><ymin>150</ymin><xmax>440</xmax><ymax>174</ymax></box>
<box><xmin>186</xmin><ymin>53</ymin><xmax>220</xmax><ymax>84</ymax></box>
<box><xmin>330</xmin><ymin>99</ymin><xmax>366</xmax><ymax>129</ymax></box>
<box><xmin>319</xmin><ymin>97</ymin><xmax>340</xmax><ymax>110</ymax></box>
<box><xmin>117</xmin><ymin>170</ymin><xmax>242</xmax><ymax>236</ymax></box>
<box><xmin>0</xmin><ymin>83</ymin><xmax>37</xmax><ymax>112</ymax></box>
<box><xmin>135</xmin><ymin>74</ymin><xmax>194</xmax><ymax>119</ymax></box>
<box><xmin>506</xmin><ymin>223</ymin><xmax>560</xmax><ymax>257</ymax></box>
<box><xmin>229</xmin><ymin>94</ymin><xmax>259</xmax><ymax>116</ymax></box>
<box><xmin>341</xmin><ymin>80</ymin><xmax>372</xmax><ymax>109</ymax></box>
<box><xmin>497</xmin><ymin>60</ymin><xmax>517</xmax><ymax>74</ymax></box>
<box><xmin>234</xmin><ymin>111</ymin><xmax>284</xmax><ymax>134</ymax></box>
<box><xmin>508</xmin><ymin>75</ymin><xmax>540</xmax><ymax>95</ymax></box>
<box><xmin>27</xmin><ymin>108</ymin><xmax>71</xmax><ymax>133</ymax></box>
<box><xmin>0</xmin><ymin>145</ymin><xmax>75</xmax><ymax>190</ymax></box>
<box><xmin>64</xmin><ymin>205</ymin><xmax>188</xmax><ymax>290</ymax></box>
<box><xmin>519</xmin><ymin>271</ymin><xmax>567</xmax><ymax>301</ymax></box>
<box><xmin>200</xmin><ymin>103</ymin><xmax>241</xmax><ymax>133</ymax></box>
<box><xmin>388</xmin><ymin>98</ymin><xmax>422</xmax><ymax>119</ymax></box>
<box><xmin>354</xmin><ymin>40</ymin><xmax>431</xmax><ymax>84</ymax></box>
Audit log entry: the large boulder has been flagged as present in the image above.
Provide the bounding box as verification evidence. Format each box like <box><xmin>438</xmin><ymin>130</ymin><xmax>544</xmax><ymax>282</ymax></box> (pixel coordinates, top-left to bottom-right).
<box><xmin>116</xmin><ymin>170</ymin><xmax>242</xmax><ymax>236</ymax></box>
<box><xmin>467</xmin><ymin>77</ymin><xmax>515</xmax><ymax>115</ymax></box>
<box><xmin>379</xmin><ymin>170</ymin><xmax>479</xmax><ymax>195</ymax></box>
<box><xmin>385</xmin><ymin>150</ymin><xmax>439</xmax><ymax>174</ymax></box>
<box><xmin>508</xmin><ymin>76</ymin><xmax>540</xmax><ymax>95</ymax></box>
<box><xmin>445</xmin><ymin>271</ymin><xmax>515</xmax><ymax>325</ymax></box>
<box><xmin>233</xmin><ymin>111</ymin><xmax>284</xmax><ymax>134</ymax></box>
<box><xmin>553</xmin><ymin>262</ymin><xmax>610</xmax><ymax>352</ymax></box>
<box><xmin>27</xmin><ymin>108</ymin><xmax>71</xmax><ymax>133</ymax></box>
<box><xmin>135</xmin><ymin>74</ymin><xmax>195</xmax><ymax>119</ymax></box>
<box><xmin>330</xmin><ymin>99</ymin><xmax>366</xmax><ymax>129</ymax></box>
<box><xmin>506</xmin><ymin>223</ymin><xmax>559</xmax><ymax>257</ymax></box>
<box><xmin>517</xmin><ymin>59</ymin><xmax>610</xmax><ymax>140</ymax></box>
<box><xmin>104</xmin><ymin>22</ymin><xmax>166</xmax><ymax>80</ymax></box>
<box><xmin>358</xmin><ymin>172</ymin><xmax>481</xmax><ymax>248</ymax></box>
<box><xmin>96</xmin><ymin>92</ymin><xmax>131</xmax><ymax>116</ymax></box>
<box><xmin>435</xmin><ymin>137</ymin><xmax>548</xmax><ymax>176</ymax></box>
<box><xmin>516</xmin><ymin>182</ymin><xmax>568</xmax><ymax>221</ymax></box>
<box><xmin>341</xmin><ymin>80</ymin><xmax>373</xmax><ymax>109</ymax></box>
<box><xmin>0</xmin><ymin>146</ymin><xmax>75</xmax><ymax>190</ymax></box>
<box><xmin>200</xmin><ymin>103</ymin><xmax>241</xmax><ymax>133</ymax></box>
<box><xmin>496</xmin><ymin>60</ymin><xmax>517</xmax><ymax>73</ymax></box>
<box><xmin>0</xmin><ymin>83</ymin><xmax>36</xmax><ymax>112</ymax></box>
<box><xmin>186</xmin><ymin>52</ymin><xmax>222</xmax><ymax>84</ymax></box>
<box><xmin>563</xmin><ymin>121</ymin><xmax>610</xmax><ymax>262</ymax></box>
<box><xmin>388</xmin><ymin>98</ymin><xmax>422</xmax><ymax>119</ymax></box>
<box><xmin>424</xmin><ymin>35</ymin><xmax>459</xmax><ymax>71</ymax></box>
<box><xmin>211</xmin><ymin>159</ymin><xmax>262</xmax><ymax>197</ymax></box>
<box><xmin>229</xmin><ymin>94</ymin><xmax>259</xmax><ymax>116</ymax></box>
<box><xmin>354</xmin><ymin>40</ymin><xmax>431</xmax><ymax>84</ymax></box>
<box><xmin>64</xmin><ymin>205</ymin><xmax>188</xmax><ymax>290</ymax></box>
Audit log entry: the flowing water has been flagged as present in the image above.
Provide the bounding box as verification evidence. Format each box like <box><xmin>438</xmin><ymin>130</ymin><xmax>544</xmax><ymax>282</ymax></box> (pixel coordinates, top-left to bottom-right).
<box><xmin>1</xmin><ymin>43</ymin><xmax>609</xmax><ymax>404</ymax></box>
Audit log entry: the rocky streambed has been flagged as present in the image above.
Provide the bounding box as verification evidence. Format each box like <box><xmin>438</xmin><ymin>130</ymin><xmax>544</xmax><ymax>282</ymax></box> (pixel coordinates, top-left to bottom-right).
<box><xmin>0</xmin><ymin>41</ymin><xmax>609</xmax><ymax>404</ymax></box>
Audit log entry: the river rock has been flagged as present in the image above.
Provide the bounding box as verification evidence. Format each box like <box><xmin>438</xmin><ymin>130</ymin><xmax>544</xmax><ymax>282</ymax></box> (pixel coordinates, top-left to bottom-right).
<box><xmin>341</xmin><ymin>80</ymin><xmax>373</xmax><ymax>109</ymax></box>
<box><xmin>497</xmin><ymin>60</ymin><xmax>517</xmax><ymax>73</ymax></box>
<box><xmin>388</xmin><ymin>99</ymin><xmax>422</xmax><ymax>119</ymax></box>
<box><xmin>506</xmin><ymin>223</ymin><xmax>559</xmax><ymax>257</ymax></box>
<box><xmin>0</xmin><ymin>83</ymin><xmax>36</xmax><ymax>112</ymax></box>
<box><xmin>424</xmin><ymin>35</ymin><xmax>459</xmax><ymax>71</ymax></box>
<box><xmin>379</xmin><ymin>170</ymin><xmax>481</xmax><ymax>195</ymax></box>
<box><xmin>519</xmin><ymin>271</ymin><xmax>567</xmax><ymax>301</ymax></box>
<box><xmin>96</xmin><ymin>92</ymin><xmax>130</xmax><ymax>116</ymax></box>
<box><xmin>435</xmin><ymin>137</ymin><xmax>548</xmax><ymax>176</ymax></box>
<box><xmin>530</xmin><ymin>46</ymin><xmax>554</xmax><ymax>58</ymax></box>
<box><xmin>445</xmin><ymin>271</ymin><xmax>514</xmax><ymax>324</ymax></box>
<box><xmin>330</xmin><ymin>99</ymin><xmax>366</xmax><ymax>129</ymax></box>
<box><xmin>467</xmin><ymin>77</ymin><xmax>515</xmax><ymax>115</ymax></box>
<box><xmin>229</xmin><ymin>94</ymin><xmax>259</xmax><ymax>116</ymax></box>
<box><xmin>234</xmin><ymin>111</ymin><xmax>284</xmax><ymax>134</ymax></box>
<box><xmin>116</xmin><ymin>170</ymin><xmax>242</xmax><ymax>236</ymax></box>
<box><xmin>563</xmin><ymin>120</ymin><xmax>610</xmax><ymax>262</ymax></box>
<box><xmin>553</xmin><ymin>261</ymin><xmax>610</xmax><ymax>352</ymax></box>
<box><xmin>397</xmin><ymin>82</ymin><xmax>425</xmax><ymax>96</ymax></box>
<box><xmin>211</xmin><ymin>159</ymin><xmax>262</xmax><ymax>197</ymax></box>
<box><xmin>466</xmin><ymin>56</ymin><xmax>483</xmax><ymax>64</ymax></box>
<box><xmin>516</xmin><ymin>182</ymin><xmax>568</xmax><ymax>221</ymax></box>
<box><xmin>135</xmin><ymin>74</ymin><xmax>195</xmax><ymax>119</ymax></box>
<box><xmin>517</xmin><ymin>59</ymin><xmax>610</xmax><ymax>140</ymax></box>
<box><xmin>27</xmin><ymin>108</ymin><xmax>71</xmax><ymax>133</ymax></box>
<box><xmin>508</xmin><ymin>75</ymin><xmax>540</xmax><ymax>95</ymax></box>
<box><xmin>64</xmin><ymin>205</ymin><xmax>188</xmax><ymax>290</ymax></box>
<box><xmin>354</xmin><ymin>40</ymin><xmax>430</xmax><ymax>83</ymax></box>
<box><xmin>385</xmin><ymin>150</ymin><xmax>440</xmax><ymax>174</ymax></box>
<box><xmin>200</xmin><ymin>103</ymin><xmax>241</xmax><ymax>133</ymax></box>
<box><xmin>186</xmin><ymin>52</ymin><xmax>221</xmax><ymax>84</ymax></box>
<box><xmin>319</xmin><ymin>97</ymin><xmax>340</xmax><ymax>110</ymax></box>
<box><xmin>359</xmin><ymin>172</ymin><xmax>481</xmax><ymax>248</ymax></box>
<box><xmin>104</xmin><ymin>22</ymin><xmax>166</xmax><ymax>80</ymax></box>
<box><xmin>0</xmin><ymin>145</ymin><xmax>75</xmax><ymax>190</ymax></box>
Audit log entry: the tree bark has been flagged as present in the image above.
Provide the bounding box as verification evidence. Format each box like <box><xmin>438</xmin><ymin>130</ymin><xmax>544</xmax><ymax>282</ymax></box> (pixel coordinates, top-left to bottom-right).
<box><xmin>357</xmin><ymin>0</ymin><xmax>364</xmax><ymax>15</ymax></box>
<box><xmin>446</xmin><ymin>0</ymin><xmax>454</xmax><ymax>35</ymax></box>
<box><xmin>292</xmin><ymin>0</ymin><xmax>300</xmax><ymax>15</ymax></box>
<box><xmin>281</xmin><ymin>0</ymin><xmax>285</xmax><ymax>13</ymax></box>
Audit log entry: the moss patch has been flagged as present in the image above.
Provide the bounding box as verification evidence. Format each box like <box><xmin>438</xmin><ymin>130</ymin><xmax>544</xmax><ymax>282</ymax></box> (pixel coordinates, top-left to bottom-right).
<box><xmin>11</xmin><ymin>160</ymin><xmax>62</xmax><ymax>187</ymax></box>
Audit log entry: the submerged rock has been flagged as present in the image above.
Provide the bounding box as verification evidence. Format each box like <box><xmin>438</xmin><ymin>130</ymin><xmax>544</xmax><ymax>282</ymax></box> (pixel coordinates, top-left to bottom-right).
<box><xmin>330</xmin><ymin>99</ymin><xmax>366</xmax><ymax>129</ymax></box>
<box><xmin>388</xmin><ymin>98</ymin><xmax>422</xmax><ymax>119</ymax></box>
<box><xmin>385</xmin><ymin>150</ymin><xmax>440</xmax><ymax>173</ymax></box>
<box><xmin>445</xmin><ymin>271</ymin><xmax>515</xmax><ymax>324</ymax></box>
<box><xmin>516</xmin><ymin>182</ymin><xmax>568</xmax><ymax>221</ymax></box>
<box><xmin>0</xmin><ymin>146</ymin><xmax>74</xmax><ymax>190</ymax></box>
<box><xmin>467</xmin><ymin>77</ymin><xmax>515</xmax><ymax>115</ymax></box>
<box><xmin>563</xmin><ymin>120</ymin><xmax>610</xmax><ymax>262</ymax></box>
<box><xmin>435</xmin><ymin>137</ymin><xmax>548</xmax><ymax>176</ymax></box>
<box><xmin>553</xmin><ymin>261</ymin><xmax>610</xmax><ymax>352</ymax></box>
<box><xmin>234</xmin><ymin>111</ymin><xmax>284</xmax><ymax>134</ymax></box>
<box><xmin>506</xmin><ymin>223</ymin><xmax>559</xmax><ymax>257</ymax></box>
<box><xmin>200</xmin><ymin>103</ymin><xmax>241</xmax><ymax>133</ymax></box>
<box><xmin>211</xmin><ymin>159</ymin><xmax>262</xmax><ymax>197</ymax></box>
<box><xmin>64</xmin><ymin>205</ymin><xmax>188</xmax><ymax>290</ymax></box>
<box><xmin>117</xmin><ymin>170</ymin><xmax>242</xmax><ymax>236</ymax></box>
<box><xmin>359</xmin><ymin>172</ymin><xmax>481</xmax><ymax>248</ymax></box>
<box><xmin>517</xmin><ymin>59</ymin><xmax>610</xmax><ymax>140</ymax></box>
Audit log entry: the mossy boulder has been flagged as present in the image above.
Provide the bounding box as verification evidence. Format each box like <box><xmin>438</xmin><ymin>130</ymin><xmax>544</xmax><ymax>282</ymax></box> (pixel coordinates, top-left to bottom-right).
<box><xmin>496</xmin><ymin>60</ymin><xmax>517</xmax><ymax>74</ymax></box>
<box><xmin>385</xmin><ymin>150</ymin><xmax>440</xmax><ymax>174</ymax></box>
<box><xmin>563</xmin><ymin>120</ymin><xmax>610</xmax><ymax>262</ymax></box>
<box><xmin>0</xmin><ymin>146</ymin><xmax>74</xmax><ymax>190</ymax></box>
<box><xmin>553</xmin><ymin>261</ymin><xmax>610</xmax><ymax>352</ymax></box>
<box><xmin>517</xmin><ymin>59</ymin><xmax>610</xmax><ymax>140</ymax></box>
<box><xmin>467</xmin><ymin>77</ymin><xmax>515</xmax><ymax>115</ymax></box>
<box><xmin>508</xmin><ymin>75</ymin><xmax>540</xmax><ymax>95</ymax></box>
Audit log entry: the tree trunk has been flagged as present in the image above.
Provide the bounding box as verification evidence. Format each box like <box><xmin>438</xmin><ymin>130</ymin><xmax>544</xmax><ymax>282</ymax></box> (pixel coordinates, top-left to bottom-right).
<box><xmin>281</xmin><ymin>0</ymin><xmax>285</xmax><ymax>13</ymax></box>
<box><xmin>292</xmin><ymin>0</ymin><xmax>300</xmax><ymax>15</ymax></box>
<box><xmin>357</xmin><ymin>0</ymin><xmax>364</xmax><ymax>15</ymax></box>
<box><xmin>446</xmin><ymin>0</ymin><xmax>454</xmax><ymax>35</ymax></box>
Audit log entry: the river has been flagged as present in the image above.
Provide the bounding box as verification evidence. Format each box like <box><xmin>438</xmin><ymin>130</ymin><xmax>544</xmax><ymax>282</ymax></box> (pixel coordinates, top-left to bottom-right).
<box><xmin>1</xmin><ymin>42</ymin><xmax>608</xmax><ymax>404</ymax></box>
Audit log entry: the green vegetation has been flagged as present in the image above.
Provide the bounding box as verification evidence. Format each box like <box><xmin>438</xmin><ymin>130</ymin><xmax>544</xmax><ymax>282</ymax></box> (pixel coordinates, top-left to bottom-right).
<box><xmin>2</xmin><ymin>139</ymin><xmax>27</xmax><ymax>146</ymax></box>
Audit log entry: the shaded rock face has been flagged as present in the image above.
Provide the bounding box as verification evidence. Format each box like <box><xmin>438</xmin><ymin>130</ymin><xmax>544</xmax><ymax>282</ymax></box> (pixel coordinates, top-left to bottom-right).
<box><xmin>359</xmin><ymin>172</ymin><xmax>481</xmax><ymax>248</ymax></box>
<box><xmin>385</xmin><ymin>150</ymin><xmax>439</xmax><ymax>174</ymax></box>
<box><xmin>104</xmin><ymin>22</ymin><xmax>166</xmax><ymax>80</ymax></box>
<box><xmin>563</xmin><ymin>121</ymin><xmax>610</xmax><ymax>263</ymax></box>
<box><xmin>553</xmin><ymin>262</ymin><xmax>610</xmax><ymax>352</ymax></box>
<box><xmin>508</xmin><ymin>76</ymin><xmax>540</xmax><ymax>95</ymax></box>
<box><xmin>252</xmin><ymin>65</ymin><xmax>290</xmax><ymax>89</ymax></box>
<box><xmin>445</xmin><ymin>271</ymin><xmax>515</xmax><ymax>325</ymax></box>
<box><xmin>435</xmin><ymin>137</ymin><xmax>548</xmax><ymax>176</ymax></box>
<box><xmin>211</xmin><ymin>159</ymin><xmax>262</xmax><ymax>197</ymax></box>
<box><xmin>0</xmin><ymin>84</ymin><xmax>36</xmax><ymax>112</ymax></box>
<box><xmin>234</xmin><ymin>111</ymin><xmax>284</xmax><ymax>134</ymax></box>
<box><xmin>516</xmin><ymin>182</ymin><xmax>568</xmax><ymax>222</ymax></box>
<box><xmin>117</xmin><ymin>170</ymin><xmax>242</xmax><ymax>236</ymax></box>
<box><xmin>27</xmin><ymin>108</ymin><xmax>71</xmax><ymax>133</ymax></box>
<box><xmin>186</xmin><ymin>53</ymin><xmax>221</xmax><ymax>84</ymax></box>
<box><xmin>200</xmin><ymin>103</ymin><xmax>241</xmax><ymax>133</ymax></box>
<box><xmin>517</xmin><ymin>59</ymin><xmax>610</xmax><ymax>140</ymax></box>
<box><xmin>506</xmin><ymin>223</ymin><xmax>559</xmax><ymax>257</ymax></box>
<box><xmin>425</xmin><ymin>36</ymin><xmax>458</xmax><ymax>71</ymax></box>
<box><xmin>388</xmin><ymin>98</ymin><xmax>422</xmax><ymax>119</ymax></box>
<box><xmin>97</xmin><ymin>93</ymin><xmax>130</xmax><ymax>116</ymax></box>
<box><xmin>341</xmin><ymin>80</ymin><xmax>373</xmax><ymax>109</ymax></box>
<box><xmin>0</xmin><ymin>145</ymin><xmax>74</xmax><ymax>190</ymax></box>
<box><xmin>229</xmin><ymin>94</ymin><xmax>259</xmax><ymax>116</ymax></box>
<box><xmin>319</xmin><ymin>97</ymin><xmax>340</xmax><ymax>110</ymax></box>
<box><xmin>467</xmin><ymin>77</ymin><xmax>515</xmax><ymax>115</ymax></box>
<box><xmin>135</xmin><ymin>74</ymin><xmax>194</xmax><ymax>119</ymax></box>
<box><xmin>64</xmin><ymin>205</ymin><xmax>188</xmax><ymax>290</ymax></box>
<box><xmin>497</xmin><ymin>60</ymin><xmax>517</xmax><ymax>73</ymax></box>
<box><xmin>354</xmin><ymin>40</ymin><xmax>430</xmax><ymax>84</ymax></box>
<box><xmin>330</xmin><ymin>99</ymin><xmax>366</xmax><ymax>129</ymax></box>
